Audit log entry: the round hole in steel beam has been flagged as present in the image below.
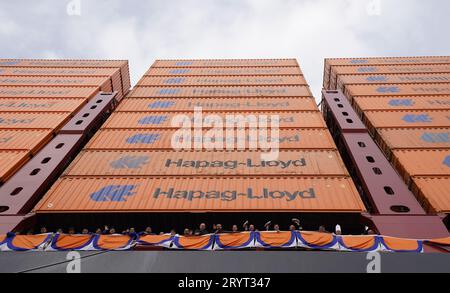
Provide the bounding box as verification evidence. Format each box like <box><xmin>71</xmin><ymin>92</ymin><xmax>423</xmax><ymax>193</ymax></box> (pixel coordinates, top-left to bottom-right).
<box><xmin>0</xmin><ymin>206</ymin><xmax>9</xmax><ymax>213</ymax></box>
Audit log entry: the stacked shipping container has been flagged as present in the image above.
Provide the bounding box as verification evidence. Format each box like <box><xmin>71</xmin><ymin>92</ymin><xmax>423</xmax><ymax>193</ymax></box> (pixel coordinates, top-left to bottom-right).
<box><xmin>0</xmin><ymin>59</ymin><xmax>130</xmax><ymax>185</ymax></box>
<box><xmin>35</xmin><ymin>59</ymin><xmax>366</xmax><ymax>215</ymax></box>
<box><xmin>324</xmin><ymin>56</ymin><xmax>450</xmax><ymax>215</ymax></box>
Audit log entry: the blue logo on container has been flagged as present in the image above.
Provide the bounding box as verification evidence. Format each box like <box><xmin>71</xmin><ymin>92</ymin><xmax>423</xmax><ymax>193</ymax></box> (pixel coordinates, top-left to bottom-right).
<box><xmin>389</xmin><ymin>99</ymin><xmax>414</xmax><ymax>107</ymax></box>
<box><xmin>148</xmin><ymin>101</ymin><xmax>176</xmax><ymax>109</ymax></box>
<box><xmin>175</xmin><ymin>61</ymin><xmax>193</xmax><ymax>66</ymax></box>
<box><xmin>0</xmin><ymin>61</ymin><xmax>20</xmax><ymax>66</ymax></box>
<box><xmin>169</xmin><ymin>69</ymin><xmax>190</xmax><ymax>74</ymax></box>
<box><xmin>443</xmin><ymin>156</ymin><xmax>450</xmax><ymax>167</ymax></box>
<box><xmin>138</xmin><ymin>116</ymin><xmax>168</xmax><ymax>125</ymax></box>
<box><xmin>158</xmin><ymin>88</ymin><xmax>181</xmax><ymax>95</ymax></box>
<box><xmin>110</xmin><ymin>156</ymin><xmax>149</xmax><ymax>169</ymax></box>
<box><xmin>90</xmin><ymin>185</ymin><xmax>137</xmax><ymax>202</ymax></box>
<box><xmin>357</xmin><ymin>67</ymin><xmax>377</xmax><ymax>73</ymax></box>
<box><xmin>366</xmin><ymin>76</ymin><xmax>387</xmax><ymax>82</ymax></box>
<box><xmin>350</xmin><ymin>60</ymin><xmax>369</xmax><ymax>64</ymax></box>
<box><xmin>126</xmin><ymin>133</ymin><xmax>161</xmax><ymax>144</ymax></box>
<box><xmin>377</xmin><ymin>86</ymin><xmax>400</xmax><ymax>93</ymax></box>
<box><xmin>402</xmin><ymin>114</ymin><xmax>432</xmax><ymax>123</ymax></box>
<box><xmin>164</xmin><ymin>78</ymin><xmax>185</xmax><ymax>85</ymax></box>
<box><xmin>421</xmin><ymin>132</ymin><xmax>450</xmax><ymax>143</ymax></box>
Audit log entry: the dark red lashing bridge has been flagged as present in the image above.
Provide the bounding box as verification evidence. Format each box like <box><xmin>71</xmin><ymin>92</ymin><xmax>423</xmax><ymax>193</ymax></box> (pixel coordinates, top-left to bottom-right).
<box><xmin>322</xmin><ymin>90</ymin><xmax>448</xmax><ymax>241</ymax></box>
<box><xmin>0</xmin><ymin>92</ymin><xmax>119</xmax><ymax>233</ymax></box>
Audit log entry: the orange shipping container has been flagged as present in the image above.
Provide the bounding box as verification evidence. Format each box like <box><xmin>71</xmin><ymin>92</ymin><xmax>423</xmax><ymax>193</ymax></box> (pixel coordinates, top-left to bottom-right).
<box><xmin>411</xmin><ymin>177</ymin><xmax>450</xmax><ymax>214</ymax></box>
<box><xmin>0</xmin><ymin>76</ymin><xmax>111</xmax><ymax>88</ymax></box>
<box><xmin>152</xmin><ymin>59</ymin><xmax>299</xmax><ymax>67</ymax></box>
<box><xmin>0</xmin><ymin>59</ymin><xmax>131</xmax><ymax>92</ymax></box>
<box><xmin>392</xmin><ymin>150</ymin><xmax>450</xmax><ymax>185</ymax></box>
<box><xmin>0</xmin><ymin>86</ymin><xmax>99</xmax><ymax>99</ymax></box>
<box><xmin>375</xmin><ymin>128</ymin><xmax>450</xmax><ymax>158</ymax></box>
<box><xmin>325</xmin><ymin>61</ymin><xmax>450</xmax><ymax>89</ymax></box>
<box><xmin>0</xmin><ymin>68</ymin><xmax>125</xmax><ymax>98</ymax></box>
<box><xmin>0</xmin><ymin>150</ymin><xmax>30</xmax><ymax>183</ymax></box>
<box><xmin>102</xmin><ymin>111</ymin><xmax>326</xmax><ymax>129</ymax></box>
<box><xmin>64</xmin><ymin>150</ymin><xmax>348</xmax><ymax>177</ymax></box>
<box><xmin>345</xmin><ymin>84</ymin><xmax>450</xmax><ymax>99</ymax></box>
<box><xmin>325</xmin><ymin>56</ymin><xmax>450</xmax><ymax>73</ymax></box>
<box><xmin>0</xmin><ymin>67</ymin><xmax>120</xmax><ymax>77</ymax></box>
<box><xmin>0</xmin><ymin>112</ymin><xmax>71</xmax><ymax>130</ymax></box>
<box><xmin>34</xmin><ymin>176</ymin><xmax>365</xmax><ymax>213</ymax></box>
<box><xmin>85</xmin><ymin>129</ymin><xmax>337</xmax><ymax>151</ymax></box>
<box><xmin>0</xmin><ymin>98</ymin><xmax>86</xmax><ymax>113</ymax></box>
<box><xmin>129</xmin><ymin>86</ymin><xmax>312</xmax><ymax>98</ymax></box>
<box><xmin>146</xmin><ymin>67</ymin><xmax>302</xmax><ymax>76</ymax></box>
<box><xmin>115</xmin><ymin>98</ymin><xmax>319</xmax><ymax>112</ymax></box>
<box><xmin>326</xmin><ymin>64</ymin><xmax>450</xmax><ymax>90</ymax></box>
<box><xmin>0</xmin><ymin>59</ymin><xmax>128</xmax><ymax>68</ymax></box>
<box><xmin>337</xmin><ymin>73</ymin><xmax>450</xmax><ymax>92</ymax></box>
<box><xmin>137</xmin><ymin>76</ymin><xmax>308</xmax><ymax>87</ymax></box>
<box><xmin>363</xmin><ymin>110</ymin><xmax>450</xmax><ymax>133</ymax></box>
<box><xmin>0</xmin><ymin>130</ymin><xmax>53</xmax><ymax>154</ymax></box>
<box><xmin>352</xmin><ymin>96</ymin><xmax>450</xmax><ymax>114</ymax></box>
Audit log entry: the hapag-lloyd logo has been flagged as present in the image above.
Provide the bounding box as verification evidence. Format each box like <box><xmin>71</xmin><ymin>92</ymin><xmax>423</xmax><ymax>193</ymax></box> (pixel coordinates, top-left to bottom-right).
<box><xmin>0</xmin><ymin>61</ymin><xmax>20</xmax><ymax>66</ymax></box>
<box><xmin>0</xmin><ymin>117</ymin><xmax>36</xmax><ymax>125</ymax></box>
<box><xmin>153</xmin><ymin>187</ymin><xmax>316</xmax><ymax>202</ymax></box>
<box><xmin>0</xmin><ymin>136</ymin><xmax>13</xmax><ymax>143</ymax></box>
<box><xmin>171</xmin><ymin>107</ymin><xmax>280</xmax><ymax>161</ymax></box>
<box><xmin>88</xmin><ymin>185</ymin><xmax>316</xmax><ymax>202</ymax></box>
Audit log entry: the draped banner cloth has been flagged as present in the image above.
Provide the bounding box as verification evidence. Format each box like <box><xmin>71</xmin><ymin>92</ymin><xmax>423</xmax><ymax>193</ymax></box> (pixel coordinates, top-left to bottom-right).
<box><xmin>1</xmin><ymin>232</ymin><xmax>448</xmax><ymax>252</ymax></box>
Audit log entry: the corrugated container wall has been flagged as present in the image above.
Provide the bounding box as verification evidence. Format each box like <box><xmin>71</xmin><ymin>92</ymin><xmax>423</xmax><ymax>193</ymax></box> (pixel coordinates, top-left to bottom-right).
<box><xmin>146</xmin><ymin>67</ymin><xmax>303</xmax><ymax>76</ymax></box>
<box><xmin>116</xmin><ymin>98</ymin><xmax>319</xmax><ymax>112</ymax></box>
<box><xmin>35</xmin><ymin>59</ymin><xmax>366</xmax><ymax>214</ymax></box>
<box><xmin>0</xmin><ymin>59</ymin><xmax>131</xmax><ymax>189</ymax></box>
<box><xmin>0</xmin><ymin>59</ymin><xmax>131</xmax><ymax>94</ymax></box>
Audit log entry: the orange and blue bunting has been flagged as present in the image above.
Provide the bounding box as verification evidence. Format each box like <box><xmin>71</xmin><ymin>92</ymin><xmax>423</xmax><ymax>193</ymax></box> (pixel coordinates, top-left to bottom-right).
<box><xmin>255</xmin><ymin>231</ymin><xmax>297</xmax><ymax>248</ymax></box>
<box><xmin>215</xmin><ymin>232</ymin><xmax>256</xmax><ymax>250</ymax></box>
<box><xmin>6</xmin><ymin>234</ymin><xmax>53</xmax><ymax>251</ymax></box>
<box><xmin>47</xmin><ymin>234</ymin><xmax>95</xmax><ymax>251</ymax></box>
<box><xmin>172</xmin><ymin>234</ymin><xmax>215</xmax><ymax>250</ymax></box>
<box><xmin>137</xmin><ymin>234</ymin><xmax>175</xmax><ymax>248</ymax></box>
<box><xmin>0</xmin><ymin>232</ymin><xmax>442</xmax><ymax>253</ymax></box>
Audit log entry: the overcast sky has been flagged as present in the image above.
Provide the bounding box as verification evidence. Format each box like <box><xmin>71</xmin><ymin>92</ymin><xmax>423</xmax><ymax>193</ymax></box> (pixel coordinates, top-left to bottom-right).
<box><xmin>0</xmin><ymin>0</ymin><xmax>449</xmax><ymax>100</ymax></box>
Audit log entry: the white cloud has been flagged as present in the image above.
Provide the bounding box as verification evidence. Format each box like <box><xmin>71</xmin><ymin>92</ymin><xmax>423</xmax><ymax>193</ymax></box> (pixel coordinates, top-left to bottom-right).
<box><xmin>0</xmin><ymin>0</ymin><xmax>449</xmax><ymax>100</ymax></box>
